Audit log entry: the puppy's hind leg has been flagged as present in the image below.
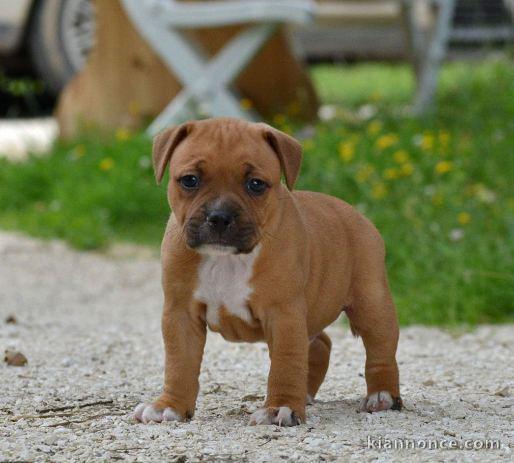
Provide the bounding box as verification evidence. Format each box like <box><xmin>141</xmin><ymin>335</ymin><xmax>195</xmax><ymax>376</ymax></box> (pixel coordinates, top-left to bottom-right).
<box><xmin>307</xmin><ymin>331</ymin><xmax>331</xmax><ymax>404</ymax></box>
<box><xmin>346</xmin><ymin>283</ymin><xmax>402</xmax><ymax>413</ymax></box>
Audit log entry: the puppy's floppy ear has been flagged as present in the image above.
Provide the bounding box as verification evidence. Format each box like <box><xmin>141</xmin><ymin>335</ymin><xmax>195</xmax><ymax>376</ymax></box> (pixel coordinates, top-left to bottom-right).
<box><xmin>152</xmin><ymin>123</ymin><xmax>191</xmax><ymax>184</ymax></box>
<box><xmin>261</xmin><ymin>125</ymin><xmax>303</xmax><ymax>190</ymax></box>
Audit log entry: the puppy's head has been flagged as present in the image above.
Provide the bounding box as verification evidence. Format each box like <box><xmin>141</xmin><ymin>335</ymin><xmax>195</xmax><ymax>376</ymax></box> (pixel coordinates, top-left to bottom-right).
<box><xmin>153</xmin><ymin>118</ymin><xmax>302</xmax><ymax>255</ymax></box>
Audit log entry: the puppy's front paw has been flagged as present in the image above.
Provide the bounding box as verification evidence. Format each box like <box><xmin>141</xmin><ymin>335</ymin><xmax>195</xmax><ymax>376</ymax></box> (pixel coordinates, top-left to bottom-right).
<box><xmin>134</xmin><ymin>403</ymin><xmax>183</xmax><ymax>424</ymax></box>
<box><xmin>359</xmin><ymin>391</ymin><xmax>402</xmax><ymax>413</ymax></box>
<box><xmin>249</xmin><ymin>407</ymin><xmax>302</xmax><ymax>426</ymax></box>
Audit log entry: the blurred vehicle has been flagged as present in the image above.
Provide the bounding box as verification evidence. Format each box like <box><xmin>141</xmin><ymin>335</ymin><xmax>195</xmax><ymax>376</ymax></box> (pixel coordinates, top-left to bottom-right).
<box><xmin>297</xmin><ymin>0</ymin><xmax>514</xmax><ymax>62</ymax></box>
<box><xmin>0</xmin><ymin>0</ymin><xmax>511</xmax><ymax>97</ymax></box>
<box><xmin>0</xmin><ymin>0</ymin><xmax>95</xmax><ymax>95</ymax></box>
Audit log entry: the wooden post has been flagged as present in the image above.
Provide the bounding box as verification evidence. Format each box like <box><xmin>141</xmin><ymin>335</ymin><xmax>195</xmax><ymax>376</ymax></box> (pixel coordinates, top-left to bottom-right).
<box><xmin>56</xmin><ymin>0</ymin><xmax>319</xmax><ymax>139</ymax></box>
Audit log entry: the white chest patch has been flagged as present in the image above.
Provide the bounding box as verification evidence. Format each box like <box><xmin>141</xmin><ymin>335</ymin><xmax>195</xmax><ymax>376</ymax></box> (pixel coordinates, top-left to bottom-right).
<box><xmin>194</xmin><ymin>245</ymin><xmax>261</xmax><ymax>327</ymax></box>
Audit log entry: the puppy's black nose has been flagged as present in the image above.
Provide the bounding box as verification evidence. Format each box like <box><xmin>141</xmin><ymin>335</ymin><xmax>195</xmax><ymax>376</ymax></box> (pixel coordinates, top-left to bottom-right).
<box><xmin>206</xmin><ymin>210</ymin><xmax>234</xmax><ymax>233</ymax></box>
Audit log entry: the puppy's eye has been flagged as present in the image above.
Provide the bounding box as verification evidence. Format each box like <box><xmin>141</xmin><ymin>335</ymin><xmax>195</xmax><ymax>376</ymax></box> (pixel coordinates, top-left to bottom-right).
<box><xmin>246</xmin><ymin>178</ymin><xmax>268</xmax><ymax>196</ymax></box>
<box><xmin>179</xmin><ymin>175</ymin><xmax>200</xmax><ymax>190</ymax></box>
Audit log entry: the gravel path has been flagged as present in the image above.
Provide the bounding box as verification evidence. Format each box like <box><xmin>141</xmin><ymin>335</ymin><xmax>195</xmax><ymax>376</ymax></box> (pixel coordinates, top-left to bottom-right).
<box><xmin>0</xmin><ymin>231</ymin><xmax>512</xmax><ymax>462</ymax></box>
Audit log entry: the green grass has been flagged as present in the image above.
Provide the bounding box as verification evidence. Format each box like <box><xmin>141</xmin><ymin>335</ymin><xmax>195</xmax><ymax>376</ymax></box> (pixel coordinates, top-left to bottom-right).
<box><xmin>0</xmin><ymin>57</ymin><xmax>513</xmax><ymax>325</ymax></box>
<box><xmin>0</xmin><ymin>132</ymin><xmax>166</xmax><ymax>249</ymax></box>
<box><xmin>312</xmin><ymin>62</ymin><xmax>414</xmax><ymax>106</ymax></box>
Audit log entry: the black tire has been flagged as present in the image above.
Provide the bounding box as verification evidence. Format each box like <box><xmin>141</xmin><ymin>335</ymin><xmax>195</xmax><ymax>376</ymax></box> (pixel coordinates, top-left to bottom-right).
<box><xmin>28</xmin><ymin>0</ymin><xmax>95</xmax><ymax>96</ymax></box>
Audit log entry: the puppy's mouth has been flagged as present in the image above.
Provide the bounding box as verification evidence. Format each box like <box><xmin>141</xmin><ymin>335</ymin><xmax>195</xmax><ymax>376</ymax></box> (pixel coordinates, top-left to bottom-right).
<box><xmin>186</xmin><ymin>232</ymin><xmax>258</xmax><ymax>255</ymax></box>
<box><xmin>195</xmin><ymin>244</ymin><xmax>238</xmax><ymax>256</ymax></box>
<box><xmin>184</xmin><ymin>211</ymin><xmax>259</xmax><ymax>255</ymax></box>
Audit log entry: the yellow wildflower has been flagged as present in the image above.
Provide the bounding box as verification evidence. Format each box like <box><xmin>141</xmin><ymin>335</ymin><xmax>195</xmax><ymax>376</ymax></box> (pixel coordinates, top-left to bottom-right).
<box><xmin>339</xmin><ymin>141</ymin><xmax>355</xmax><ymax>162</ymax></box>
<box><xmin>115</xmin><ymin>128</ymin><xmax>131</xmax><ymax>141</ymax></box>
<box><xmin>240</xmin><ymin>98</ymin><xmax>253</xmax><ymax>110</ymax></box>
<box><xmin>421</xmin><ymin>132</ymin><xmax>435</xmax><ymax>151</ymax></box>
<box><xmin>400</xmin><ymin>162</ymin><xmax>414</xmax><ymax>176</ymax></box>
<box><xmin>383</xmin><ymin>167</ymin><xmax>400</xmax><ymax>180</ymax></box>
<box><xmin>99</xmin><ymin>157</ymin><xmax>115</xmax><ymax>171</ymax></box>
<box><xmin>457</xmin><ymin>212</ymin><xmax>471</xmax><ymax>225</ymax></box>
<box><xmin>367</xmin><ymin>120</ymin><xmax>383</xmax><ymax>136</ymax></box>
<box><xmin>375</xmin><ymin>134</ymin><xmax>399</xmax><ymax>150</ymax></box>
<box><xmin>371</xmin><ymin>182</ymin><xmax>388</xmax><ymax>199</ymax></box>
<box><xmin>435</xmin><ymin>161</ymin><xmax>453</xmax><ymax>175</ymax></box>
<box><xmin>356</xmin><ymin>164</ymin><xmax>374</xmax><ymax>183</ymax></box>
<box><xmin>393</xmin><ymin>149</ymin><xmax>409</xmax><ymax>164</ymax></box>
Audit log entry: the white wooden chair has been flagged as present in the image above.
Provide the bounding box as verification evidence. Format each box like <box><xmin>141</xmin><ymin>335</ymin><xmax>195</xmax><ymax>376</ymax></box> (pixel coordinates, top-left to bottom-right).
<box><xmin>121</xmin><ymin>0</ymin><xmax>315</xmax><ymax>135</ymax></box>
<box><xmin>121</xmin><ymin>0</ymin><xmax>455</xmax><ymax>132</ymax></box>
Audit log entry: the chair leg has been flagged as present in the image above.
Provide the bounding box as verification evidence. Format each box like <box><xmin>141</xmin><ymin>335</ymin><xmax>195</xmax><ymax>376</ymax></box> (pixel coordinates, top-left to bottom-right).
<box><xmin>148</xmin><ymin>24</ymin><xmax>277</xmax><ymax>135</ymax></box>
<box><xmin>122</xmin><ymin>0</ymin><xmax>208</xmax><ymax>84</ymax></box>
<box><xmin>148</xmin><ymin>89</ymin><xmax>197</xmax><ymax>136</ymax></box>
<box><xmin>401</xmin><ymin>0</ymin><xmax>424</xmax><ymax>83</ymax></box>
<box><xmin>412</xmin><ymin>0</ymin><xmax>456</xmax><ymax>115</ymax></box>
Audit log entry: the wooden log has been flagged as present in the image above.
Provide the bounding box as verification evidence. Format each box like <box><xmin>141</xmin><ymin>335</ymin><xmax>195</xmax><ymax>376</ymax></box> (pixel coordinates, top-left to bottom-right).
<box><xmin>56</xmin><ymin>0</ymin><xmax>319</xmax><ymax>139</ymax></box>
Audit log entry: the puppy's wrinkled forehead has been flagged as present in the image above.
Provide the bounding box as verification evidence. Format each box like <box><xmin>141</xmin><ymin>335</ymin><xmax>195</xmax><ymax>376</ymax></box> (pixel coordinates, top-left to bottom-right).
<box><xmin>152</xmin><ymin>117</ymin><xmax>302</xmax><ymax>190</ymax></box>
<box><xmin>171</xmin><ymin>119</ymin><xmax>278</xmax><ymax>178</ymax></box>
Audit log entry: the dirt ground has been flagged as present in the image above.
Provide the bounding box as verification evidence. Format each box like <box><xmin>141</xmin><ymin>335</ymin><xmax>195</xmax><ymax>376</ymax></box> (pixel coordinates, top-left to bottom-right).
<box><xmin>0</xmin><ymin>231</ymin><xmax>512</xmax><ymax>462</ymax></box>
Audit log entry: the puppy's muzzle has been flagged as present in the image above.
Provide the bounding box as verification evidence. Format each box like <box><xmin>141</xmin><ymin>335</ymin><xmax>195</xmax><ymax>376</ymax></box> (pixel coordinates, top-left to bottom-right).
<box><xmin>185</xmin><ymin>202</ymin><xmax>258</xmax><ymax>254</ymax></box>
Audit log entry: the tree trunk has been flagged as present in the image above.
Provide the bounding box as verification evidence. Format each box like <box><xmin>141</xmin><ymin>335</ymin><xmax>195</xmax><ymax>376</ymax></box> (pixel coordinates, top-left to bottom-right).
<box><xmin>56</xmin><ymin>0</ymin><xmax>318</xmax><ymax>139</ymax></box>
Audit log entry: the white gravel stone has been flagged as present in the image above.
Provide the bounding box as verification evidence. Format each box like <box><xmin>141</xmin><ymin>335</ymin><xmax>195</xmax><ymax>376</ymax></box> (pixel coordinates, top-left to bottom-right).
<box><xmin>0</xmin><ymin>231</ymin><xmax>512</xmax><ymax>462</ymax></box>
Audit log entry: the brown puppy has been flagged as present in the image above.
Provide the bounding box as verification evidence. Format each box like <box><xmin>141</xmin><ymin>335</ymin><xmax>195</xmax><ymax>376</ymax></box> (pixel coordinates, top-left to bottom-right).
<box><xmin>135</xmin><ymin>118</ymin><xmax>402</xmax><ymax>426</ymax></box>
